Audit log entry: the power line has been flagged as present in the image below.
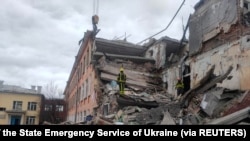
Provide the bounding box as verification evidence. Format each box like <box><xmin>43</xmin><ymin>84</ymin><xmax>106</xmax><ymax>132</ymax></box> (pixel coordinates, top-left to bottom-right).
<box><xmin>136</xmin><ymin>0</ymin><xmax>186</xmax><ymax>45</ymax></box>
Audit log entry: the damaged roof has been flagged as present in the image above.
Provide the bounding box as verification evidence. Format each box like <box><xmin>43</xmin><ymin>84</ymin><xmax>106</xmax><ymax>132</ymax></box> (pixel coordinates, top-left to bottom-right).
<box><xmin>157</xmin><ymin>36</ymin><xmax>183</xmax><ymax>57</ymax></box>
<box><xmin>95</xmin><ymin>38</ymin><xmax>146</xmax><ymax>56</ymax></box>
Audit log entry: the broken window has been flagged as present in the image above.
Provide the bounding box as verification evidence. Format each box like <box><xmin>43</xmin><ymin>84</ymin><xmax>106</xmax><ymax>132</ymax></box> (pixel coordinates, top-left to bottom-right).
<box><xmin>183</xmin><ymin>65</ymin><xmax>191</xmax><ymax>94</ymax></box>
<box><xmin>243</xmin><ymin>0</ymin><xmax>250</xmax><ymax>26</ymax></box>
<box><xmin>103</xmin><ymin>103</ymin><xmax>109</xmax><ymax>116</ymax></box>
<box><xmin>149</xmin><ymin>50</ymin><xmax>153</xmax><ymax>57</ymax></box>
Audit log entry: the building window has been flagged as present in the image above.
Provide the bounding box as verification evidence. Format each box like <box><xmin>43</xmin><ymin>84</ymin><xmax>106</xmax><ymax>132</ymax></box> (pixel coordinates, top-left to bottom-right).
<box><xmin>83</xmin><ymin>110</ymin><xmax>86</xmax><ymax>121</ymax></box>
<box><xmin>83</xmin><ymin>57</ymin><xmax>86</xmax><ymax>73</ymax></box>
<box><xmin>86</xmin><ymin>79</ymin><xmax>88</xmax><ymax>97</ymax></box>
<box><xmin>149</xmin><ymin>50</ymin><xmax>153</xmax><ymax>57</ymax></box>
<box><xmin>56</xmin><ymin>105</ymin><xmax>64</xmax><ymax>112</ymax></box>
<box><xmin>80</xmin><ymin>112</ymin><xmax>82</xmax><ymax>121</ymax></box>
<box><xmin>85</xmin><ymin>56</ymin><xmax>87</xmax><ymax>72</ymax></box>
<box><xmin>87</xmin><ymin>49</ymin><xmax>89</xmax><ymax>67</ymax></box>
<box><xmin>27</xmin><ymin>102</ymin><xmax>37</xmax><ymax>111</ymax></box>
<box><xmin>84</xmin><ymin>82</ymin><xmax>87</xmax><ymax>98</ymax></box>
<box><xmin>103</xmin><ymin>103</ymin><xmax>109</xmax><ymax>116</ymax></box>
<box><xmin>44</xmin><ymin>105</ymin><xmax>52</xmax><ymax>111</ymax></box>
<box><xmin>13</xmin><ymin>101</ymin><xmax>22</xmax><ymax>110</ymax></box>
<box><xmin>80</xmin><ymin>62</ymin><xmax>82</xmax><ymax>76</ymax></box>
<box><xmin>88</xmin><ymin>109</ymin><xmax>90</xmax><ymax>115</ymax></box>
<box><xmin>81</xmin><ymin>84</ymin><xmax>84</xmax><ymax>101</ymax></box>
<box><xmin>89</xmin><ymin>46</ymin><xmax>92</xmax><ymax>64</ymax></box>
<box><xmin>88</xmin><ymin>75</ymin><xmax>91</xmax><ymax>96</ymax></box>
<box><xmin>55</xmin><ymin>117</ymin><xmax>61</xmax><ymax>123</ymax></box>
<box><xmin>0</xmin><ymin>107</ymin><xmax>6</xmax><ymax>111</ymax></box>
<box><xmin>26</xmin><ymin>116</ymin><xmax>35</xmax><ymax>125</ymax></box>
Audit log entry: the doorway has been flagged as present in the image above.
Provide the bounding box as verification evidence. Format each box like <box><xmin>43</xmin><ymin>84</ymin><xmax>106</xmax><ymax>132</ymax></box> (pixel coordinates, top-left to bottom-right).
<box><xmin>10</xmin><ymin>115</ymin><xmax>21</xmax><ymax>125</ymax></box>
<box><xmin>183</xmin><ymin>65</ymin><xmax>191</xmax><ymax>94</ymax></box>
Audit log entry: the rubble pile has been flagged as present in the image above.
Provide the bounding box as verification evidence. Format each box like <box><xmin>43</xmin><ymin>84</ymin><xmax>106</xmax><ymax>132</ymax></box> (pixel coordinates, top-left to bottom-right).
<box><xmin>90</xmin><ymin>61</ymin><xmax>250</xmax><ymax>125</ymax></box>
<box><xmin>97</xmin><ymin>56</ymin><xmax>162</xmax><ymax>92</ymax></box>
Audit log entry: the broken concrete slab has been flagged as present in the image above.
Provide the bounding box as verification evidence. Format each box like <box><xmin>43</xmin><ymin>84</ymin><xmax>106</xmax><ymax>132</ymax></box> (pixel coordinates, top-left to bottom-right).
<box><xmin>94</xmin><ymin>52</ymin><xmax>155</xmax><ymax>64</ymax></box>
<box><xmin>200</xmin><ymin>87</ymin><xmax>241</xmax><ymax>117</ymax></box>
<box><xmin>181</xmin><ymin>65</ymin><xmax>233</xmax><ymax>108</ymax></box>
<box><xmin>207</xmin><ymin>106</ymin><xmax>250</xmax><ymax>125</ymax></box>
<box><xmin>123</xmin><ymin>106</ymin><xmax>137</xmax><ymax>115</ymax></box>
<box><xmin>160</xmin><ymin>111</ymin><xmax>176</xmax><ymax>125</ymax></box>
<box><xmin>92</xmin><ymin>116</ymin><xmax>114</xmax><ymax>125</ymax></box>
<box><xmin>116</xmin><ymin>94</ymin><xmax>159</xmax><ymax>109</ymax></box>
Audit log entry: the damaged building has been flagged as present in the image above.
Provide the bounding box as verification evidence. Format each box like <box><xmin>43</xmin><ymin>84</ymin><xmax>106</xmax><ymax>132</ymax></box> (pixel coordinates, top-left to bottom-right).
<box><xmin>166</xmin><ymin>0</ymin><xmax>250</xmax><ymax>124</ymax></box>
<box><xmin>63</xmin><ymin>0</ymin><xmax>250</xmax><ymax>125</ymax></box>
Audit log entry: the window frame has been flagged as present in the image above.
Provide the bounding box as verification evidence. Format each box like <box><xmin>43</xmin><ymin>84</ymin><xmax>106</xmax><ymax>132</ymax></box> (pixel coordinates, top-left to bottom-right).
<box><xmin>13</xmin><ymin>101</ymin><xmax>22</xmax><ymax>110</ymax></box>
<box><xmin>27</xmin><ymin>102</ymin><xmax>37</xmax><ymax>111</ymax></box>
<box><xmin>26</xmin><ymin>116</ymin><xmax>35</xmax><ymax>125</ymax></box>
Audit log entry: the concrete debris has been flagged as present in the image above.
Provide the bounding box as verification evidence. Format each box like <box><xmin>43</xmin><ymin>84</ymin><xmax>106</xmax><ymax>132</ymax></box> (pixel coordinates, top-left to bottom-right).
<box><xmin>181</xmin><ymin>65</ymin><xmax>233</xmax><ymax>108</ymax></box>
<box><xmin>88</xmin><ymin>0</ymin><xmax>250</xmax><ymax>125</ymax></box>
<box><xmin>207</xmin><ymin>106</ymin><xmax>250</xmax><ymax>125</ymax></box>
<box><xmin>97</xmin><ymin>56</ymin><xmax>162</xmax><ymax>91</ymax></box>
<box><xmin>200</xmin><ymin>87</ymin><xmax>241</xmax><ymax>117</ymax></box>
<box><xmin>160</xmin><ymin>111</ymin><xmax>176</xmax><ymax>125</ymax></box>
<box><xmin>42</xmin><ymin>121</ymin><xmax>77</xmax><ymax>125</ymax></box>
<box><xmin>92</xmin><ymin>64</ymin><xmax>249</xmax><ymax>125</ymax></box>
<box><xmin>116</xmin><ymin>94</ymin><xmax>159</xmax><ymax>109</ymax></box>
<box><xmin>92</xmin><ymin>116</ymin><xmax>114</xmax><ymax>125</ymax></box>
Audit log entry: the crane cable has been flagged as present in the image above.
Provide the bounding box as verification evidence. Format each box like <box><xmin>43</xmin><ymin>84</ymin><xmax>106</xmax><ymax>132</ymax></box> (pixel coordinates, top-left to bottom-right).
<box><xmin>93</xmin><ymin>0</ymin><xmax>99</xmax><ymax>15</ymax></box>
<box><xmin>136</xmin><ymin>0</ymin><xmax>186</xmax><ymax>45</ymax></box>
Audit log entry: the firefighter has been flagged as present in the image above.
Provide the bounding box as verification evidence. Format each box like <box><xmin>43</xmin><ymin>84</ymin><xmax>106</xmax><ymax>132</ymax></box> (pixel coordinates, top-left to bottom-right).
<box><xmin>175</xmin><ymin>78</ymin><xmax>184</xmax><ymax>100</ymax></box>
<box><xmin>117</xmin><ymin>67</ymin><xmax>126</xmax><ymax>95</ymax></box>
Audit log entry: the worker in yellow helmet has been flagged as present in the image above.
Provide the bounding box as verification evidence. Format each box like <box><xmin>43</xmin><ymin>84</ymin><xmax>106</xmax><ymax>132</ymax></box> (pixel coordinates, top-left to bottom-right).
<box><xmin>117</xmin><ymin>67</ymin><xmax>126</xmax><ymax>95</ymax></box>
<box><xmin>175</xmin><ymin>78</ymin><xmax>184</xmax><ymax>100</ymax></box>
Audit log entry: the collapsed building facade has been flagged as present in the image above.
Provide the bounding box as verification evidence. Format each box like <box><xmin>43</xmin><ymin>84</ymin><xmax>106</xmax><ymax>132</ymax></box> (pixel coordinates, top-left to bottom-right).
<box><xmin>164</xmin><ymin>0</ymin><xmax>250</xmax><ymax>124</ymax></box>
<box><xmin>64</xmin><ymin>0</ymin><xmax>250</xmax><ymax>125</ymax></box>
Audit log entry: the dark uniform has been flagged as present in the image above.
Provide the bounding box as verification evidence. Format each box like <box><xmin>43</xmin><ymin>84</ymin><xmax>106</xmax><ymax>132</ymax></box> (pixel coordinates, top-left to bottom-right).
<box><xmin>117</xmin><ymin>68</ymin><xmax>126</xmax><ymax>95</ymax></box>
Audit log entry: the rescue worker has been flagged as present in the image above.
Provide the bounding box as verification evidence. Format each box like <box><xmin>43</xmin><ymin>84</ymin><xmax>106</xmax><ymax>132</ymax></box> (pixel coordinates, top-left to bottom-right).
<box><xmin>117</xmin><ymin>67</ymin><xmax>126</xmax><ymax>95</ymax></box>
<box><xmin>175</xmin><ymin>78</ymin><xmax>184</xmax><ymax>100</ymax></box>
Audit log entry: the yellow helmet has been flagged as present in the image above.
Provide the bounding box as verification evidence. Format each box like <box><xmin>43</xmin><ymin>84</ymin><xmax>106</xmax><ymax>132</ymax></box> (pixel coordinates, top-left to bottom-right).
<box><xmin>120</xmin><ymin>67</ymin><xmax>124</xmax><ymax>72</ymax></box>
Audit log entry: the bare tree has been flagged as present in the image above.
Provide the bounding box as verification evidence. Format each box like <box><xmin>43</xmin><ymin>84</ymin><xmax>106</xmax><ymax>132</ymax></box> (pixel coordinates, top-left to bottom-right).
<box><xmin>40</xmin><ymin>81</ymin><xmax>66</xmax><ymax>124</ymax></box>
<box><xmin>43</xmin><ymin>81</ymin><xmax>63</xmax><ymax>99</ymax></box>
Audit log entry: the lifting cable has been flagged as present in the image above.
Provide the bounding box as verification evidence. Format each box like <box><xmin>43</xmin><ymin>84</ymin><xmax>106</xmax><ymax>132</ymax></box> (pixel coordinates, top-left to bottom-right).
<box><xmin>93</xmin><ymin>0</ymin><xmax>99</xmax><ymax>15</ymax></box>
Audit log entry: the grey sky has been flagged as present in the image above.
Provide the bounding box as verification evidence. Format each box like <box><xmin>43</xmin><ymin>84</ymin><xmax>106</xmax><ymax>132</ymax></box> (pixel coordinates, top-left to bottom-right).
<box><xmin>0</xmin><ymin>0</ymin><xmax>199</xmax><ymax>92</ymax></box>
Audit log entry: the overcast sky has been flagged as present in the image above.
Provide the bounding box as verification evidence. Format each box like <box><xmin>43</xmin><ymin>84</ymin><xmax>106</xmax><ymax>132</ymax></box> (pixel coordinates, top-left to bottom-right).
<box><xmin>0</xmin><ymin>0</ymin><xmax>199</xmax><ymax>93</ymax></box>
